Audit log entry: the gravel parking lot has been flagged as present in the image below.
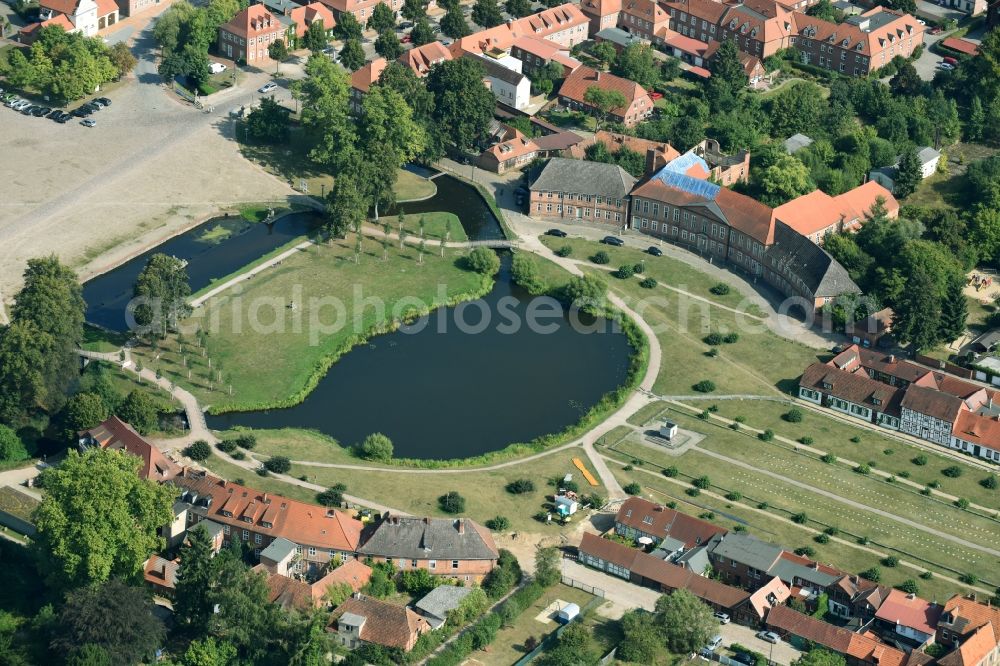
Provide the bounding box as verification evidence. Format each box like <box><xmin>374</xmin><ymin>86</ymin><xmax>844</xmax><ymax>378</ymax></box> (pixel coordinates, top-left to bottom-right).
<box><xmin>0</xmin><ymin>23</ymin><xmax>296</xmax><ymax>301</ymax></box>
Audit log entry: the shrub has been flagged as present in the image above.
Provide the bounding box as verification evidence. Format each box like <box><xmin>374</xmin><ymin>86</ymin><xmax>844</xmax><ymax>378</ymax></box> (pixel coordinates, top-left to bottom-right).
<box><xmin>759</xmin><ymin>430</ymin><xmax>775</xmax><ymax>442</ymax></box>
<box><xmin>232</xmin><ymin>451</ymin><xmax>245</xmax><ymax>460</ymax></box>
<box><xmin>858</xmin><ymin>536</ymin><xmax>869</xmax><ymax>545</ymax></box>
<box><xmin>591</xmin><ymin>250</ymin><xmax>610</xmax><ymax>265</ymax></box>
<box><xmin>613</xmin><ymin>264</ymin><xmax>634</xmax><ymax>279</ymax></box>
<box><xmin>882</xmin><ymin>556</ymin><xmax>899</xmax><ymax>567</ymax></box>
<box><xmin>235</xmin><ymin>433</ymin><xmax>256</xmax><ymax>449</ymax></box>
<box><xmin>693</xmin><ymin>380</ymin><xmax>716</xmax><ymax>393</ymax></box>
<box><xmin>920</xmin><ymin>487</ymin><xmax>932</xmax><ymax>495</ymax></box>
<box><xmin>663</xmin><ymin>466</ymin><xmax>678</xmax><ymax>477</ymax></box>
<box><xmin>980</xmin><ymin>475</ymin><xmax>999</xmax><ymax>490</ymax></box>
<box><xmin>814</xmin><ymin>533</ymin><xmax>830</xmax><ymax>544</ymax></box>
<box><xmin>685</xmin><ymin>488</ymin><xmax>701</xmax><ymax>497</ymax></box>
<box><xmin>854</xmin><ymin>464</ymin><xmax>871</xmax><ymax>475</ymax></box>
<box><xmin>883</xmin><ymin>448</ymin><xmax>894</xmax><ymax>456</ymax></box>
<box><xmin>623</xmin><ymin>464</ymin><xmax>634</xmax><ymax>471</ymax></box>
<box><xmin>439</xmin><ymin>491</ymin><xmax>466</xmax><ymax>514</ymax></box>
<box><xmin>725</xmin><ymin>491</ymin><xmax>742</xmax><ymax>501</ymax></box>
<box><xmin>928</xmin><ymin>480</ymin><xmax>940</xmax><ymax>489</ymax></box>
<box><xmin>706</xmin><ymin>348</ymin><xmax>720</xmax><ymax>358</ymax></box>
<box><xmin>710</xmin><ymin>283</ymin><xmax>731</xmax><ymax>296</ymax></box>
<box><xmin>555</xmin><ymin>245</ymin><xmax>573</xmax><ymax>257</ymax></box>
<box><xmin>734</xmin><ymin>416</ymin><xmax>746</xmax><ymax>423</ymax></box>
<box><xmin>791</xmin><ymin>512</ymin><xmax>808</xmax><ymax>524</ymax></box>
<box><xmin>485</xmin><ymin>516</ymin><xmax>510</xmax><ymax>531</ymax></box>
<box><xmin>185</xmin><ymin>440</ymin><xmax>212</xmax><ymax>461</ymax></box>
<box><xmin>723</xmin><ymin>332</ymin><xmax>740</xmax><ymax>344</ymax></box>
<box><xmin>466</xmin><ymin>247</ymin><xmax>501</xmax><ymax>275</ymax></box>
<box><xmin>640</xmin><ymin>277</ymin><xmax>658</xmax><ymax>288</ymax></box>
<box><xmin>860</xmin><ymin>566</ymin><xmax>881</xmax><ymax>582</ymax></box>
<box><xmin>734</xmin><ymin>524</ymin><xmax>747</xmax><ymax>532</ymax></box>
<box><xmin>623</xmin><ymin>482</ymin><xmax>642</xmax><ymax>495</ymax></box>
<box><xmin>730</xmin><ymin>422</ymin><xmax>740</xmax><ymax>431</ymax></box>
<box><xmin>897</xmin><ymin>579</ymin><xmax>919</xmax><ymax>594</ymax></box>
<box><xmin>919</xmin><ymin>570</ymin><xmax>934</xmax><ymax>580</ymax></box>
<box><xmin>783</xmin><ymin>408</ymin><xmax>803</xmax><ymax>423</ymax></box>
<box><xmin>693</xmin><ymin>476</ymin><xmax>711</xmax><ymax>489</ymax></box>
<box><xmin>799</xmin><ymin>436</ymin><xmax>814</xmax><ymax>445</ymax></box>
<box><xmin>850</xmin><ymin>436</ymin><xmax>861</xmax><ymax>443</ymax></box>
<box><xmin>317</xmin><ymin>483</ymin><xmax>347</xmax><ymax>507</ymax></box>
<box><xmin>912</xmin><ymin>454</ymin><xmax>928</xmax><ymax>466</ymax></box>
<box><xmin>821</xmin><ymin>453</ymin><xmax>836</xmax><ymax>464</ymax></box>
<box><xmin>264</xmin><ymin>456</ymin><xmax>291</xmax><ymax>474</ymax></box>
<box><xmin>356</xmin><ymin>433</ymin><xmax>393</xmax><ymax>462</ymax></box>
<box><xmin>698</xmin><ymin>410</ymin><xmax>710</xmax><ymax>420</ymax></box>
<box><xmin>705</xmin><ymin>333</ymin><xmax>724</xmax><ymax>346</ymax></box>
<box><xmin>633</xmin><ymin>263</ymin><xmax>645</xmax><ymax>274</ymax></box>
<box><xmin>217</xmin><ymin>440</ymin><xmax>238</xmax><ymax>453</ymax></box>
<box><xmin>942</xmin><ymin>465</ymin><xmax>963</xmax><ymax>478</ymax></box>
<box><xmin>887</xmin><ymin>475</ymin><xmax>897</xmax><ymax>483</ymax></box>
<box><xmin>960</xmin><ymin>572</ymin><xmax>978</xmax><ymax>585</ymax></box>
<box><xmin>955</xmin><ymin>498</ymin><xmax>970</xmax><ymax>510</ymax></box>
<box><xmin>898</xmin><ymin>471</ymin><xmax>910</xmax><ymax>478</ymax></box>
<box><xmin>256</xmin><ymin>467</ymin><xmax>269</xmax><ymax>476</ymax></box>
<box><xmin>505</xmin><ymin>479</ymin><xmax>535</xmax><ymax>494</ymax></box>
<box><xmin>824</xmin><ymin>526</ymin><xmax>839</xmax><ymax>536</ymax></box>
<box><xmin>757</xmin><ymin>502</ymin><xmax>769</xmax><ymax>510</ymax></box>
<box><xmin>794</xmin><ymin>546</ymin><xmax>816</xmax><ymax>557</ymax></box>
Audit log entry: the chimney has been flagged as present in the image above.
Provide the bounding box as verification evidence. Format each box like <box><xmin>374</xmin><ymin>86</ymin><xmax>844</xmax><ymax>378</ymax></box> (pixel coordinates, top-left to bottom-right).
<box><xmin>888</xmin><ymin>354</ymin><xmax>895</xmax><ymax>363</ymax></box>
<box><xmin>646</xmin><ymin>148</ymin><xmax>668</xmax><ymax>175</ymax></box>
<box><xmin>458</xmin><ymin>519</ymin><xmax>465</xmax><ymax>534</ymax></box>
<box><xmin>595</xmin><ymin>71</ymin><xmax>601</xmax><ymax>81</ymax></box>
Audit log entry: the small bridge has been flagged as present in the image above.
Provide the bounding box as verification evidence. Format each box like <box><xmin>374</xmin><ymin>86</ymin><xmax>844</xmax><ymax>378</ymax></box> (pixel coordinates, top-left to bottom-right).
<box><xmin>463</xmin><ymin>239</ymin><xmax>520</xmax><ymax>249</ymax></box>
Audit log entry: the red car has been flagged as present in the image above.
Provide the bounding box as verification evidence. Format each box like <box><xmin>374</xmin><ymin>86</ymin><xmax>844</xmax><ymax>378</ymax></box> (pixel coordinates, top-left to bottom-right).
<box><xmin>649</xmin><ymin>91</ymin><xmax>664</xmax><ymax>101</ymax></box>
<box><xmin>401</xmin><ymin>34</ymin><xmax>412</xmax><ymax>43</ymax></box>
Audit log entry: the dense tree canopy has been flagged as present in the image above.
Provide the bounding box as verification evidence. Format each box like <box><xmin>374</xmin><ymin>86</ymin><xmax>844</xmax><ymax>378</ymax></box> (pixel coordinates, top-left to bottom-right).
<box><xmin>427</xmin><ymin>58</ymin><xmax>494</xmax><ymax>149</ymax></box>
<box><xmin>655</xmin><ymin>589</ymin><xmax>717</xmax><ymax>653</ymax></box>
<box><xmin>441</xmin><ymin>6</ymin><xmax>471</xmax><ymax>38</ymax></box>
<box><xmin>472</xmin><ymin>0</ymin><xmax>504</xmax><ymax>28</ymax></box>
<box><xmin>3</xmin><ymin>26</ymin><xmax>118</xmax><ymax>102</ymax></box>
<box><xmin>131</xmin><ymin>253</ymin><xmax>192</xmax><ymax>337</ymax></box>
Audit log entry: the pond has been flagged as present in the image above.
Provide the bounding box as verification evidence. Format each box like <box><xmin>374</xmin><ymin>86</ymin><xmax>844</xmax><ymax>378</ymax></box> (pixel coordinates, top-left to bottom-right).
<box><xmin>391</xmin><ymin>170</ymin><xmax>505</xmax><ymax>242</ymax></box>
<box><xmin>206</xmin><ymin>258</ymin><xmax>634</xmax><ymax>460</ymax></box>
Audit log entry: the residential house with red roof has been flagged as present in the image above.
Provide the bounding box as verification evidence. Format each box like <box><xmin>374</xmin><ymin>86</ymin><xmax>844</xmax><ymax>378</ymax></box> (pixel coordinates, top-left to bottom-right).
<box><xmin>568</xmin><ymin>131</ymin><xmax>681</xmax><ymax>174</ymax></box>
<box><xmin>661</xmin><ymin>0</ymin><xmax>797</xmax><ymax>61</ymax></box>
<box><xmin>78</xmin><ymin>416</ymin><xmax>181</xmax><ymax>482</ymax></box>
<box><xmin>318</xmin><ymin>0</ymin><xmax>402</xmax><ymax>25</ymax></box>
<box><xmin>772</xmin><ymin>181</ymin><xmax>899</xmax><ymax>245</ymax></box>
<box><xmin>557</xmin><ymin>66</ymin><xmax>653</xmax><ymax>126</ymax></box>
<box><xmin>477</xmin><ymin>126</ymin><xmax>583</xmax><ymax>173</ymax></box>
<box><xmin>28</xmin><ymin>0</ymin><xmax>118</xmax><ymax>37</ymax></box>
<box><xmin>766</xmin><ymin>605</ymin><xmax>908</xmax><ymax>666</ymax></box>
<box><xmin>874</xmin><ymin>589</ymin><xmax>943</xmax><ymax>648</ymax></box>
<box><xmin>936</xmin><ymin>594</ymin><xmax>1000</xmax><ymax>666</ymax></box>
<box><xmin>614</xmin><ymin>497</ymin><xmax>727</xmax><ymax>550</ymax></box>
<box><xmin>580</xmin><ymin>0</ymin><xmax>622</xmax><ymax>34</ymax></box>
<box><xmin>826</xmin><ymin>573</ymin><xmax>888</xmax><ymax>623</ymax></box>
<box><xmin>288</xmin><ymin>2</ymin><xmax>335</xmax><ymax>41</ymax></box>
<box><xmin>398</xmin><ymin>41</ymin><xmax>451</xmax><ymax>78</ymax></box>
<box><xmin>448</xmin><ymin>4</ymin><xmax>589</xmax><ymax>60</ymax></box>
<box><xmin>792</xmin><ymin>7</ymin><xmax>924</xmax><ymax>76</ymax></box>
<box><xmin>349</xmin><ymin>57</ymin><xmax>388</xmax><ymax>112</ymax></box>
<box><xmin>619</xmin><ymin>0</ymin><xmax>670</xmax><ymax>42</ymax></box>
<box><xmin>510</xmin><ymin>34</ymin><xmax>581</xmax><ymax>78</ymax></box>
<box><xmin>218</xmin><ymin>5</ymin><xmax>285</xmax><ymax>66</ymax></box>
<box><xmin>329</xmin><ymin>595</ymin><xmax>431</xmax><ymax>652</ymax></box>
<box><xmin>143</xmin><ymin>555</ymin><xmax>179</xmax><ymax>597</ymax></box>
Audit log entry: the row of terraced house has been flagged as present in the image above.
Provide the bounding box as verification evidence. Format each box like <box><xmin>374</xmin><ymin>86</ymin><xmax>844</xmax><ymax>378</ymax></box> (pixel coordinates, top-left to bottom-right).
<box><xmin>579</xmin><ymin>497</ymin><xmax>1000</xmax><ymax>666</ymax></box>
<box><xmin>799</xmin><ymin>345</ymin><xmax>1000</xmax><ymax>461</ymax></box>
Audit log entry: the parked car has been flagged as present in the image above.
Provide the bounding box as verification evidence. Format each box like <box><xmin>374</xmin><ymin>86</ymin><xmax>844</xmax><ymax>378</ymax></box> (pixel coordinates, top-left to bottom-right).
<box><xmin>33</xmin><ymin>106</ymin><xmax>50</xmax><ymax>117</ymax></box>
<box><xmin>917</xmin><ymin>18</ymin><xmax>925</xmax><ymax>24</ymax></box>
<box><xmin>21</xmin><ymin>105</ymin><xmax>38</xmax><ymax>115</ymax></box>
<box><xmin>714</xmin><ymin>612</ymin><xmax>730</xmax><ymax>624</ymax></box>
<box><xmin>208</xmin><ymin>62</ymin><xmax>227</xmax><ymax>74</ymax></box>
<box><xmin>706</xmin><ymin>635</ymin><xmax>724</xmax><ymax>651</ymax></box>
<box><xmin>733</xmin><ymin>652</ymin><xmax>756</xmax><ymax>665</ymax></box>
<box><xmin>96</xmin><ymin>97</ymin><xmax>111</xmax><ymax>106</ymax></box>
<box><xmin>83</xmin><ymin>102</ymin><xmax>101</xmax><ymax>112</ymax></box>
<box><xmin>258</xmin><ymin>82</ymin><xmax>278</xmax><ymax>93</ymax></box>
<box><xmin>756</xmin><ymin>631</ymin><xmax>781</xmax><ymax>644</ymax></box>
<box><xmin>55</xmin><ymin>112</ymin><xmax>72</xmax><ymax>123</ymax></box>
<box><xmin>943</xmin><ymin>56</ymin><xmax>958</xmax><ymax>65</ymax></box>
<box><xmin>930</xmin><ymin>26</ymin><xmax>942</xmax><ymax>34</ymax></box>
<box><xmin>401</xmin><ymin>34</ymin><xmax>412</xmax><ymax>43</ymax></box>
<box><xmin>647</xmin><ymin>246</ymin><xmax>663</xmax><ymax>256</ymax></box>
<box><xmin>81</xmin><ymin>118</ymin><xmax>96</xmax><ymax>127</ymax></box>
<box><xmin>938</xmin><ymin>62</ymin><xmax>956</xmax><ymax>70</ymax></box>
<box><xmin>649</xmin><ymin>91</ymin><xmax>663</xmax><ymax>101</ymax></box>
<box><xmin>602</xmin><ymin>236</ymin><xmax>624</xmax><ymax>246</ymax></box>
<box><xmin>546</xmin><ymin>228</ymin><xmax>568</xmax><ymax>237</ymax></box>
<box><xmin>46</xmin><ymin>108</ymin><xmax>62</xmax><ymax>119</ymax></box>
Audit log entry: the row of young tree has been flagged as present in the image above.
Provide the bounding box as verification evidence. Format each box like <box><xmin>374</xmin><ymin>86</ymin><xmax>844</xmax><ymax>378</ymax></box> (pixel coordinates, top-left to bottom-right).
<box><xmin>1</xmin><ymin>25</ymin><xmax>137</xmax><ymax>102</ymax></box>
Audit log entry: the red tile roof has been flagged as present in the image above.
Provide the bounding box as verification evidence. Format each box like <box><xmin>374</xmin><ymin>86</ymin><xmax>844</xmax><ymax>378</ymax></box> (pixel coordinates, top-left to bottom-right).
<box><xmin>80</xmin><ymin>416</ymin><xmax>181</xmax><ymax>481</ymax></box>
<box><xmin>289</xmin><ymin>2</ymin><xmax>335</xmax><ymax>38</ymax></box>
<box><xmin>350</xmin><ymin>57</ymin><xmax>388</xmax><ymax>93</ymax></box>
<box><xmin>221</xmin><ymin>5</ymin><xmax>283</xmax><ymax>39</ymax></box>
<box><xmin>399</xmin><ymin>41</ymin><xmax>452</xmax><ymax>77</ymax></box>
<box><xmin>318</xmin><ymin>559</ymin><xmax>373</xmax><ymax>595</ymax></box>
<box><xmin>939</xmin><ymin>624</ymin><xmax>999</xmax><ymax>666</ymax></box>
<box><xmin>95</xmin><ymin>0</ymin><xmax>117</xmax><ymax>17</ymax></box>
<box><xmin>941</xmin><ymin>37</ymin><xmax>979</xmax><ymax>55</ymax></box>
<box><xmin>875</xmin><ymin>589</ymin><xmax>943</xmax><ymax>636</ymax></box>
<box><xmin>615</xmin><ymin>497</ymin><xmax>727</xmax><ymax>548</ymax></box>
<box><xmin>143</xmin><ymin>555</ymin><xmax>179</xmax><ymax>591</ymax></box>
<box><xmin>952</xmin><ymin>410</ymin><xmax>1000</xmax><ymax>446</ymax></box>
<box><xmin>941</xmin><ymin>594</ymin><xmax>1000</xmax><ymax>639</ymax></box>
<box><xmin>767</xmin><ymin>605</ymin><xmax>907</xmax><ymax>666</ymax></box>
<box><xmin>329</xmin><ymin>596</ymin><xmax>431</xmax><ymax>651</ymax></box>
<box><xmin>558</xmin><ymin>65</ymin><xmax>651</xmax><ymax>118</ymax></box>
<box><xmin>257</xmin><ymin>567</ymin><xmax>315</xmax><ymax>610</ymax></box>
<box><xmin>792</xmin><ymin>8</ymin><xmax>923</xmax><ymax>57</ymax></box>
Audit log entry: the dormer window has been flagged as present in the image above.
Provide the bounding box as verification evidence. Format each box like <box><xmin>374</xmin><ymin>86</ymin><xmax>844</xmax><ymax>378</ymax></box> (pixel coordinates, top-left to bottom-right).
<box><xmin>261</xmin><ymin>521</ymin><xmax>272</xmax><ymax>529</ymax></box>
<box><xmin>222</xmin><ymin>511</ymin><xmax>233</xmax><ymax>518</ymax></box>
<box><xmin>751</xmin><ymin>27</ymin><xmax>758</xmax><ymax>37</ymax></box>
<box><xmin>241</xmin><ymin>515</ymin><xmax>253</xmax><ymax>523</ymax></box>
<box><xmin>730</xmin><ymin>18</ymin><xmax>738</xmax><ymax>28</ymax></box>
<box><xmin>855</xmin><ymin>42</ymin><xmax>863</xmax><ymax>51</ymax></box>
<box><xmin>841</xmin><ymin>38</ymin><xmax>849</xmax><ymax>47</ymax></box>
<box><xmin>822</xmin><ymin>381</ymin><xmax>832</xmax><ymax>390</ymax></box>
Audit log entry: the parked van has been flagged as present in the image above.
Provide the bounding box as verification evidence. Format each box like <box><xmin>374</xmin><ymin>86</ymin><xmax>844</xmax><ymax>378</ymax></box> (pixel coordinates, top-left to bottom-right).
<box><xmin>706</xmin><ymin>635</ymin><xmax>724</xmax><ymax>651</ymax></box>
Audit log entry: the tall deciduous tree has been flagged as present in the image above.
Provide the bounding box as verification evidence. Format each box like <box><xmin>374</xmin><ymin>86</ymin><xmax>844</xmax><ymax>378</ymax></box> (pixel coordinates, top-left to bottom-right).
<box><xmin>506</xmin><ymin>0</ymin><xmax>532</xmax><ymax>16</ymax></box>
<box><xmin>618</xmin><ymin>609</ymin><xmax>663</xmax><ymax>662</ymax></box>
<box><xmin>0</xmin><ymin>321</ymin><xmax>54</xmax><ymax>424</ymax></box>
<box><xmin>33</xmin><ymin>449</ymin><xmax>175</xmax><ymax>590</ymax></box>
<box><xmin>339</xmin><ymin>38</ymin><xmax>365</xmax><ymax>71</ymax></box>
<box><xmin>210</xmin><ymin>553</ymin><xmax>282</xmax><ymax>662</ymax></box>
<box><xmin>268</xmin><ymin>39</ymin><xmax>289</xmax><ymax>73</ymax></box>
<box><xmin>52</xmin><ymin>580</ymin><xmax>165</xmax><ymax>666</ymax></box>
<box><xmin>534</xmin><ymin>546</ymin><xmax>561</xmax><ymax>586</ymax></box>
<box><xmin>131</xmin><ymin>253</ymin><xmax>191</xmax><ymax>338</ymax></box>
<box><xmin>303</xmin><ymin>19</ymin><xmax>329</xmax><ymax>52</ymax></box>
<box><xmin>612</xmin><ymin>42</ymin><xmax>660</xmax><ymax>89</ymax></box>
<box><xmin>761</xmin><ymin>155</ymin><xmax>815</xmax><ymax>205</ymax></box>
<box><xmin>427</xmin><ymin>58</ymin><xmax>494</xmax><ymax>149</ymax></box>
<box><xmin>584</xmin><ymin>86</ymin><xmax>627</xmax><ymax>130</ymax></box>
<box><xmin>294</xmin><ymin>53</ymin><xmax>357</xmax><ymax>171</ymax></box>
<box><xmin>367</xmin><ymin>2</ymin><xmax>396</xmax><ymax>32</ymax></box>
<box><xmin>324</xmin><ymin>172</ymin><xmax>368</xmax><ymax>239</ymax></box>
<box><xmin>472</xmin><ymin>0</ymin><xmax>503</xmax><ymax>27</ymax></box>
<box><xmin>108</xmin><ymin>42</ymin><xmax>138</xmax><ymax>80</ymax></box>
<box><xmin>410</xmin><ymin>17</ymin><xmax>436</xmax><ymax>45</ymax></box>
<box><xmin>59</xmin><ymin>392</ymin><xmax>109</xmax><ymax>442</ymax></box>
<box><xmin>537</xmin><ymin>622</ymin><xmax>598</xmax><ymax>666</ymax></box>
<box><xmin>441</xmin><ymin>6</ymin><xmax>471</xmax><ymax>38</ymax></box>
<box><xmin>402</xmin><ymin>0</ymin><xmax>426</xmax><ymax>20</ymax></box>
<box><xmin>0</xmin><ymin>424</ymin><xmax>29</xmax><ymax>463</ymax></box>
<box><xmin>706</xmin><ymin>38</ymin><xmax>745</xmax><ymax>113</ymax></box>
<box><xmin>794</xmin><ymin>649</ymin><xmax>848</xmax><ymax>666</ymax></box>
<box><xmin>359</xmin><ymin>85</ymin><xmax>427</xmax><ymax>217</ymax></box>
<box><xmin>334</xmin><ymin>11</ymin><xmax>363</xmax><ymax>40</ymax></box>
<box><xmin>375</xmin><ymin>29</ymin><xmax>402</xmax><ymax>59</ymax></box>
<box><xmin>246</xmin><ymin>95</ymin><xmax>291</xmax><ymax>143</ymax></box>
<box><xmin>116</xmin><ymin>390</ymin><xmax>158</xmax><ymax>435</ymax></box>
<box><xmin>654</xmin><ymin>589</ymin><xmax>717</xmax><ymax>654</ymax></box>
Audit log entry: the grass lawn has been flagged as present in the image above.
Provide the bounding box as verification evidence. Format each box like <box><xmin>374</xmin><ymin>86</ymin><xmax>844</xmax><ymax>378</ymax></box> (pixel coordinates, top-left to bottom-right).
<box><xmin>482</xmin><ymin>584</ymin><xmax>600</xmax><ymax>666</ymax></box>
<box><xmin>380</xmin><ymin>212</ymin><xmax>467</xmax><ymax>242</ymax></box>
<box><xmin>609</xmin><ymin>464</ymin><xmax>966</xmax><ymax>603</ymax></box>
<box><xmin>278</xmin><ymin>448</ymin><xmax>606</xmax><ymax>533</ymax></box>
<box><xmin>241</xmin><ymin>427</ymin><xmax>380</xmax><ymax>467</ymax></box>
<box><xmin>394</xmin><ymin>169</ymin><xmax>437</xmax><ymax>202</ymax></box>
<box><xmin>605</xmin><ymin>412</ymin><xmax>999</xmax><ymax>586</ymax></box>
<box><xmin>130</xmin><ymin>237</ymin><xmax>486</xmax><ymax>411</ymax></box>
<box><xmin>678</xmin><ymin>399</ymin><xmax>1000</xmax><ymax>510</ymax></box>
<box><xmin>81</xmin><ymin>324</ymin><xmax>128</xmax><ymax>353</ymax></box>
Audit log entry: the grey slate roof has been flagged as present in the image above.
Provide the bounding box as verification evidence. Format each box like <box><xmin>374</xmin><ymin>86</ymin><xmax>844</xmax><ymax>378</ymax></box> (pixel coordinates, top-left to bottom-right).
<box><xmin>917</xmin><ymin>146</ymin><xmax>941</xmax><ymax>166</ymax></box>
<box><xmin>475</xmin><ymin>55</ymin><xmax>528</xmax><ymax>87</ymax></box>
<box><xmin>357</xmin><ymin>516</ymin><xmax>498</xmax><ymax>561</ymax></box>
<box><xmin>595</xmin><ymin>27</ymin><xmax>644</xmax><ymax>48</ymax></box>
<box><xmin>414</xmin><ymin>585</ymin><xmax>474</xmax><ymax>626</ymax></box>
<box><xmin>675</xmin><ymin>544</ymin><xmax>711</xmax><ymax>575</ymax></box>
<box><xmin>769</xmin><ymin>221</ymin><xmax>861</xmax><ymax>298</ymax></box>
<box><xmin>530</xmin><ymin>157</ymin><xmax>637</xmax><ymax>200</ymax></box>
<box><xmin>783</xmin><ymin>133</ymin><xmax>814</xmax><ymax>154</ymax></box>
<box><xmin>710</xmin><ymin>533</ymin><xmax>783</xmax><ymax>572</ymax></box>
<box><xmin>768</xmin><ymin>559</ymin><xmax>840</xmax><ymax>588</ymax></box>
<box><xmin>261</xmin><ymin>537</ymin><xmax>298</xmax><ymax>562</ymax></box>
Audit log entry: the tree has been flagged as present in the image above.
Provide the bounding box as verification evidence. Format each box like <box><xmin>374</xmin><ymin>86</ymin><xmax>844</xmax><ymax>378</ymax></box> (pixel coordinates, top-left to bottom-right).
<box><xmin>131</xmin><ymin>253</ymin><xmax>191</xmax><ymax>337</ymax></box>
<box><xmin>967</xmin><ymin>95</ymin><xmax>987</xmax><ymax>142</ymax></box>
<box><xmin>529</xmin><ymin>59</ymin><xmax>565</xmax><ymax>95</ymax></box>
<box><xmin>363</xmin><ymin>562</ymin><xmax>397</xmax><ymax>597</ymax></box>
<box><xmin>185</xmin><ymin>440</ymin><xmax>212</xmax><ymax>461</ymax></box>
<box><xmin>438</xmin><ymin>491</ymin><xmax>466</xmax><ymax>513</ymax></box>
<box><xmin>0</xmin><ymin>425</ymin><xmax>29</xmax><ymax>463</ymax></box>
<box><xmin>537</xmin><ymin>623</ymin><xmax>598</xmax><ymax>666</ymax></box>
<box><xmin>116</xmin><ymin>390</ymin><xmax>158</xmax><ymax>435</ymax></box>
<box><xmin>706</xmin><ymin>38</ymin><xmax>745</xmax><ymax>113</ymax></box>
<box><xmin>654</xmin><ymin>589</ymin><xmax>717</xmax><ymax>653</ymax></box>
<box><xmin>322</xmin><ymin>171</ymin><xmax>367</xmax><ymax>240</ymax></box>
<box><xmin>181</xmin><ymin>637</ymin><xmax>238</xmax><ymax>666</ymax></box>
<box><xmin>794</xmin><ymin>649</ymin><xmax>848</xmax><ymax>666</ymax></box>
<box><xmin>427</xmin><ymin>58</ymin><xmax>494</xmax><ymax>149</ymax></box>
<box><xmin>511</xmin><ymin>253</ymin><xmax>547</xmax><ymax>295</ymax></box>
<box><xmin>173</xmin><ymin>524</ymin><xmax>216</xmax><ymax>634</ymax></box>
<box><xmin>359</xmin><ymin>86</ymin><xmax>426</xmax><ymax>218</ymax></box>
<box><xmin>889</xmin><ymin>61</ymin><xmax>922</xmax><ymax>97</ymax></box>
<box><xmin>535</xmin><ymin>546</ymin><xmax>561</xmax><ymax>586</ymax></box>
<box><xmin>317</xmin><ymin>483</ymin><xmax>347</xmax><ymax>506</ymax></box>
<box><xmin>60</xmin><ymin>392</ymin><xmax>110</xmax><ymax>442</ymax></box>
<box><xmin>584</xmin><ymin>86</ymin><xmax>627</xmax><ymax>130</ymax></box>
<box><xmin>108</xmin><ymin>41</ymin><xmax>137</xmax><ymax>79</ymax></box>
<box><xmin>411</xmin><ymin>17</ymin><xmax>435</xmax><ymax>45</ymax></box>
<box><xmin>441</xmin><ymin>6</ymin><xmax>471</xmax><ymax>38</ymax></box>
<box><xmin>357</xmin><ymin>432</ymin><xmax>393</xmax><ymax>461</ymax></box>
<box><xmin>339</xmin><ymin>38</ymin><xmax>365</xmax><ymax>71</ymax></box>
<box><xmin>268</xmin><ymin>39</ymin><xmax>289</xmax><ymax>73</ymax></box>
<box><xmin>619</xmin><ymin>609</ymin><xmax>663</xmax><ymax>663</ymax></box>
<box><xmin>894</xmin><ymin>148</ymin><xmax>923</xmax><ymax>198</ymax></box>
<box><xmin>400</xmin><ymin>568</ymin><xmax>438</xmax><ymax>596</ymax></box>
<box><xmin>375</xmin><ymin>29</ymin><xmax>402</xmax><ymax>59</ymax></box>
<box><xmin>368</xmin><ymin>2</ymin><xmax>396</xmax><ymax>32</ymax></box>
<box><xmin>0</xmin><ymin>321</ymin><xmax>54</xmax><ymax>424</ymax></box>
<box><xmin>303</xmin><ymin>19</ymin><xmax>329</xmax><ymax>53</ymax></box>
<box><xmin>591</xmin><ymin>41</ymin><xmax>617</xmax><ymax>69</ymax></box>
<box><xmin>33</xmin><ymin>448</ymin><xmax>175</xmax><ymax>590</ymax></box>
<box><xmin>506</xmin><ymin>0</ymin><xmax>532</xmax><ymax>17</ymax></box>
<box><xmin>245</xmin><ymin>95</ymin><xmax>291</xmax><ymax>143</ymax></box>
<box><xmin>402</xmin><ymin>0</ymin><xmax>426</xmax><ymax>20</ymax></box>
<box><xmin>465</xmin><ymin>247</ymin><xmax>501</xmax><ymax>276</ymax></box>
<box><xmin>472</xmin><ymin>0</ymin><xmax>503</xmax><ymax>27</ymax></box>
<box><xmin>612</xmin><ymin>42</ymin><xmax>659</xmax><ymax>89</ymax></box>
<box><xmin>768</xmin><ymin>82</ymin><xmax>824</xmax><ymax>138</ymax></box>
<box><xmin>210</xmin><ymin>556</ymin><xmax>281</xmax><ymax>661</ymax></box>
<box><xmin>264</xmin><ymin>456</ymin><xmax>291</xmax><ymax>474</ymax></box>
<box><xmin>761</xmin><ymin>155</ymin><xmax>815</xmax><ymax>206</ymax></box>
<box><xmin>893</xmin><ymin>266</ymin><xmax>942</xmax><ymax>352</ymax></box>
<box><xmin>938</xmin><ymin>277</ymin><xmax>967</xmax><ymax>344</ymax></box>
<box><xmin>53</xmin><ymin>580</ymin><xmax>165</xmax><ymax>666</ymax></box>
<box><xmin>562</xmin><ymin>275</ymin><xmax>607</xmax><ymax>313</ymax></box>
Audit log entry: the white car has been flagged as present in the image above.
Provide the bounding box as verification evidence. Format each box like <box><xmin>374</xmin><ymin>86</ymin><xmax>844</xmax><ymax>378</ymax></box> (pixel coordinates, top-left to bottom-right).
<box><xmin>939</xmin><ymin>62</ymin><xmax>956</xmax><ymax>70</ymax></box>
<box><xmin>917</xmin><ymin>18</ymin><xmax>926</xmax><ymax>24</ymax></box>
<box><xmin>209</xmin><ymin>62</ymin><xmax>227</xmax><ymax>74</ymax></box>
<box><xmin>714</xmin><ymin>612</ymin><xmax>731</xmax><ymax>624</ymax></box>
<box><xmin>756</xmin><ymin>630</ymin><xmax>782</xmax><ymax>644</ymax></box>
<box><xmin>258</xmin><ymin>82</ymin><xmax>278</xmax><ymax>94</ymax></box>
